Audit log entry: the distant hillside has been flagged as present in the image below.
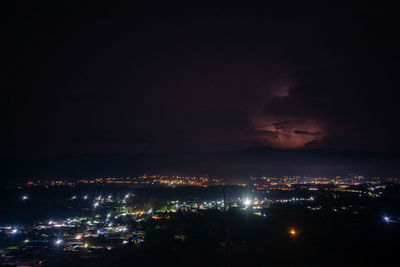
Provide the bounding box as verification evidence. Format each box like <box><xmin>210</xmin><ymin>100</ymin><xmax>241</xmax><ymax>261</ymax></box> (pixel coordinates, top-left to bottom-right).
<box><xmin>1</xmin><ymin>146</ymin><xmax>400</xmax><ymax>185</ymax></box>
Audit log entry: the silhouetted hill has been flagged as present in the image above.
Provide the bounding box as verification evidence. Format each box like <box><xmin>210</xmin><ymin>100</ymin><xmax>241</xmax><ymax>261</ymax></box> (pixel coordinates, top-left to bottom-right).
<box><xmin>1</xmin><ymin>147</ymin><xmax>400</xmax><ymax>185</ymax></box>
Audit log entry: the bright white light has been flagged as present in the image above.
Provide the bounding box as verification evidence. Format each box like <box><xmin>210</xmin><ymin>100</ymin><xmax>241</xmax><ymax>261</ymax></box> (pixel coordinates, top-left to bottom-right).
<box><xmin>107</xmin><ymin>213</ymin><xmax>111</xmax><ymax>218</ymax></box>
<box><xmin>94</xmin><ymin>202</ymin><xmax>99</xmax><ymax>208</ymax></box>
<box><xmin>75</xmin><ymin>234</ymin><xmax>83</xmax><ymax>240</ymax></box>
<box><xmin>243</xmin><ymin>199</ymin><xmax>251</xmax><ymax>206</ymax></box>
<box><xmin>83</xmin><ymin>195</ymin><xmax>88</xmax><ymax>200</ymax></box>
<box><xmin>22</xmin><ymin>195</ymin><xmax>28</xmax><ymax>200</ymax></box>
<box><xmin>108</xmin><ymin>195</ymin><xmax>112</xmax><ymax>199</ymax></box>
<box><xmin>48</xmin><ymin>220</ymin><xmax>53</xmax><ymax>225</ymax></box>
<box><xmin>384</xmin><ymin>216</ymin><xmax>390</xmax><ymax>222</ymax></box>
<box><xmin>55</xmin><ymin>239</ymin><xmax>63</xmax><ymax>245</ymax></box>
<box><xmin>11</xmin><ymin>229</ymin><xmax>18</xmax><ymax>234</ymax></box>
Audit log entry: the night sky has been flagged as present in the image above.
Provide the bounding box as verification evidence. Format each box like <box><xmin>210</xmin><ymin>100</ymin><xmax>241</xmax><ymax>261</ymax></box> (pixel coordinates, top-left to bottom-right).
<box><xmin>3</xmin><ymin>2</ymin><xmax>400</xmax><ymax>158</ymax></box>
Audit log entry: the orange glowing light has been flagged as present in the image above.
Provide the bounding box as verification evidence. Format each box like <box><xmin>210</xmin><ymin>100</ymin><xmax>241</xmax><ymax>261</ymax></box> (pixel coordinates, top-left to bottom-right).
<box><xmin>289</xmin><ymin>229</ymin><xmax>296</xmax><ymax>236</ymax></box>
<box><xmin>75</xmin><ymin>234</ymin><xmax>83</xmax><ymax>240</ymax></box>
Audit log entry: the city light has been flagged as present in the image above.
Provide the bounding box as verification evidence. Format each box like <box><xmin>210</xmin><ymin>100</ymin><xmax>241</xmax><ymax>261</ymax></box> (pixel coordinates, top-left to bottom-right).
<box><xmin>2</xmin><ymin>173</ymin><xmax>397</xmax><ymax>265</ymax></box>
<box><xmin>289</xmin><ymin>228</ymin><xmax>297</xmax><ymax>236</ymax></box>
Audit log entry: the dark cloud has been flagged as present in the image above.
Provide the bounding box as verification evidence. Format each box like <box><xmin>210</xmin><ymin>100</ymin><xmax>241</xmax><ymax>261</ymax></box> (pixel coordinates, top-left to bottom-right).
<box><xmin>2</xmin><ymin>3</ymin><xmax>400</xmax><ymax>157</ymax></box>
<box><xmin>294</xmin><ymin>130</ymin><xmax>321</xmax><ymax>136</ymax></box>
<box><xmin>305</xmin><ymin>139</ymin><xmax>320</xmax><ymax>149</ymax></box>
<box><xmin>70</xmin><ymin>135</ymin><xmax>121</xmax><ymax>145</ymax></box>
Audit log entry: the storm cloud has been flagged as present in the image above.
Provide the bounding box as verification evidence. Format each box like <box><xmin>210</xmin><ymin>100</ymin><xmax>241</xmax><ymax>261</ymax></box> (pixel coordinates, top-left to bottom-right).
<box><xmin>2</xmin><ymin>3</ymin><xmax>400</xmax><ymax>156</ymax></box>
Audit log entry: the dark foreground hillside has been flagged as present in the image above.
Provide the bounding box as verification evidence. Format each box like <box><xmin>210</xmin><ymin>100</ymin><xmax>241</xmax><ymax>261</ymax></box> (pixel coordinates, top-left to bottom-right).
<box><xmin>52</xmin><ymin>205</ymin><xmax>400</xmax><ymax>267</ymax></box>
